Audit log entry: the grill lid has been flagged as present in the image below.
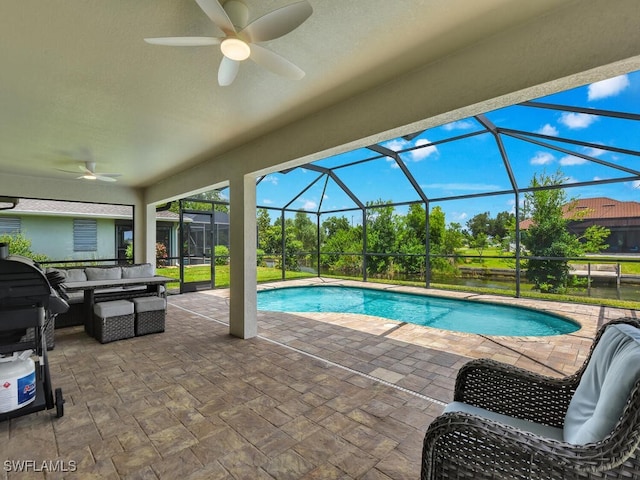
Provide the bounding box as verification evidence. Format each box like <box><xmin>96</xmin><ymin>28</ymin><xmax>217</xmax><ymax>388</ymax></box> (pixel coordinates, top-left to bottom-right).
<box><xmin>0</xmin><ymin>258</ymin><xmax>52</xmax><ymax>309</ymax></box>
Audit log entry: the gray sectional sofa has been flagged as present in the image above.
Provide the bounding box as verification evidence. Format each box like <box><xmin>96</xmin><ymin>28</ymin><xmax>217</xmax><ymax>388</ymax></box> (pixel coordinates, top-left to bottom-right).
<box><xmin>49</xmin><ymin>263</ymin><xmax>167</xmax><ymax>328</ymax></box>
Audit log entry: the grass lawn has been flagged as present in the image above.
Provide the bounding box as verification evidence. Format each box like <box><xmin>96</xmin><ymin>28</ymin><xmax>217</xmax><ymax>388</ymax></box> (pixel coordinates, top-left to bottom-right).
<box><xmin>457</xmin><ymin>247</ymin><xmax>515</xmax><ymax>269</ymax></box>
<box><xmin>457</xmin><ymin>247</ymin><xmax>640</xmax><ymax>274</ymax></box>
<box><xmin>157</xmin><ymin>265</ymin><xmax>314</xmax><ymax>289</ymax></box>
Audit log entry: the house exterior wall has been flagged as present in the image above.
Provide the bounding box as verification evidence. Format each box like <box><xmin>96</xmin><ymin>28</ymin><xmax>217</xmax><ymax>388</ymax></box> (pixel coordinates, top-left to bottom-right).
<box><xmin>567</xmin><ymin>218</ymin><xmax>640</xmax><ymax>253</ymax></box>
<box><xmin>13</xmin><ymin>215</ymin><xmax>116</xmax><ymax>262</ymax></box>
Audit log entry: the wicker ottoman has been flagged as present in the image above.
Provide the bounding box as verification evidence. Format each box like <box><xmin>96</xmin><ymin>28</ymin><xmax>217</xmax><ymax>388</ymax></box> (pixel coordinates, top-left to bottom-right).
<box><xmin>132</xmin><ymin>296</ymin><xmax>166</xmax><ymax>336</ymax></box>
<box><xmin>93</xmin><ymin>300</ymin><xmax>135</xmax><ymax>344</ymax></box>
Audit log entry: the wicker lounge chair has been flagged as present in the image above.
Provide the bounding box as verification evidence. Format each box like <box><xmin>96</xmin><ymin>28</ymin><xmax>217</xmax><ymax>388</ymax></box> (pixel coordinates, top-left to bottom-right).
<box><xmin>421</xmin><ymin>318</ymin><xmax>640</xmax><ymax>479</ymax></box>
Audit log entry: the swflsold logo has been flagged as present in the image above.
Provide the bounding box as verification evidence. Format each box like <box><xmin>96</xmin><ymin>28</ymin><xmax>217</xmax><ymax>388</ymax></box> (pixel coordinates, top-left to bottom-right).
<box><xmin>3</xmin><ymin>460</ymin><xmax>77</xmax><ymax>472</ymax></box>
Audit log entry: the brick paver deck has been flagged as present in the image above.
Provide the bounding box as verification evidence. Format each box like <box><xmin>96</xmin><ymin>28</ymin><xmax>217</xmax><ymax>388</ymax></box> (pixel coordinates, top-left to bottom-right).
<box><xmin>1</xmin><ymin>278</ymin><xmax>636</xmax><ymax>479</ymax></box>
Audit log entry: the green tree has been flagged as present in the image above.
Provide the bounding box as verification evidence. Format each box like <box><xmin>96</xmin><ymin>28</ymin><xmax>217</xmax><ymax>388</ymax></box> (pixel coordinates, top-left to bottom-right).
<box><xmin>292</xmin><ymin>212</ymin><xmax>317</xmax><ymax>252</ymax></box>
<box><xmin>442</xmin><ymin>222</ymin><xmax>465</xmax><ymax>257</ymax></box>
<box><xmin>466</xmin><ymin>212</ymin><xmax>491</xmax><ymax>238</ymax></box>
<box><xmin>406</xmin><ymin>203</ymin><xmax>427</xmax><ymax>245</ymax></box>
<box><xmin>568</xmin><ymin>205</ymin><xmax>611</xmax><ymax>254</ymax></box>
<box><xmin>429</xmin><ymin>206</ymin><xmax>446</xmax><ymax>248</ymax></box>
<box><xmin>260</xmin><ymin>216</ymin><xmax>304</xmax><ymax>271</ymax></box>
<box><xmin>320</xmin><ymin>219</ymin><xmax>362</xmax><ymax>275</ymax></box>
<box><xmin>580</xmin><ymin>225</ymin><xmax>610</xmax><ymax>253</ymax></box>
<box><xmin>322</xmin><ymin>216</ymin><xmax>350</xmax><ymax>237</ymax></box>
<box><xmin>521</xmin><ymin>170</ymin><xmax>582</xmax><ymax>293</ymax></box>
<box><xmin>470</xmin><ymin>232</ymin><xmax>489</xmax><ymax>259</ymax></box>
<box><xmin>366</xmin><ymin>201</ymin><xmax>397</xmax><ymax>275</ymax></box>
<box><xmin>257</xmin><ymin>208</ymin><xmax>272</xmax><ymax>244</ymax></box>
<box><xmin>492</xmin><ymin>211</ymin><xmax>515</xmax><ymax>240</ymax></box>
<box><xmin>169</xmin><ymin>190</ymin><xmax>229</xmax><ymax>214</ymax></box>
<box><xmin>0</xmin><ymin>233</ymin><xmax>48</xmax><ymax>262</ymax></box>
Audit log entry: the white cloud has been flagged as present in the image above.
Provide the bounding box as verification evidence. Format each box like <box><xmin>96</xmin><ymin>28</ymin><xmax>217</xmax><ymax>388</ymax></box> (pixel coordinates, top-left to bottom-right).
<box><xmin>451</xmin><ymin>212</ymin><xmax>468</xmax><ymax>222</ymax></box>
<box><xmin>536</xmin><ymin>124</ymin><xmax>559</xmax><ymax>136</ymax></box>
<box><xmin>583</xmin><ymin>145</ymin><xmax>606</xmax><ymax>157</ymax></box>
<box><xmin>630</xmin><ymin>180</ymin><xmax>640</xmax><ymax>189</ymax></box>
<box><xmin>263</xmin><ymin>175</ymin><xmax>278</xmax><ymax>185</ymax></box>
<box><xmin>382</xmin><ymin>139</ymin><xmax>408</xmax><ymax>152</ymax></box>
<box><xmin>442</xmin><ymin>120</ymin><xmax>475</xmax><ymax>131</ymax></box>
<box><xmin>262</xmin><ymin>198</ymin><xmax>273</xmax><ymax>205</ymax></box>
<box><xmin>556</xmin><ymin>145</ymin><xmax>605</xmax><ymax>165</ymax></box>
<box><xmin>588</xmin><ymin>74</ymin><xmax>630</xmax><ymax>101</ymax></box>
<box><xmin>530</xmin><ymin>151</ymin><xmax>555</xmax><ymax>165</ymax></box>
<box><xmin>300</xmin><ymin>199</ymin><xmax>317</xmax><ymax>210</ymax></box>
<box><xmin>559</xmin><ymin>155</ymin><xmax>587</xmax><ymax>166</ymax></box>
<box><xmin>411</xmin><ymin>138</ymin><xmax>438</xmax><ymax>161</ymax></box>
<box><xmin>382</xmin><ymin>137</ymin><xmax>438</xmax><ymax>162</ymax></box>
<box><xmin>558</xmin><ymin>112</ymin><xmax>597</xmax><ymax>129</ymax></box>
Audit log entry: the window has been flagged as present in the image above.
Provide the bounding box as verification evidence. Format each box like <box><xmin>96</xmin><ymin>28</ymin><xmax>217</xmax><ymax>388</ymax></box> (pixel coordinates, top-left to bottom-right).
<box><xmin>0</xmin><ymin>217</ymin><xmax>21</xmax><ymax>235</ymax></box>
<box><xmin>73</xmin><ymin>219</ymin><xmax>97</xmax><ymax>252</ymax></box>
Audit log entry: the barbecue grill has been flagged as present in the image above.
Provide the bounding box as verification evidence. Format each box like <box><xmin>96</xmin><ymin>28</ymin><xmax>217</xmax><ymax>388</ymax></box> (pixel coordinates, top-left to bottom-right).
<box><xmin>0</xmin><ymin>244</ymin><xmax>66</xmax><ymax>420</ymax></box>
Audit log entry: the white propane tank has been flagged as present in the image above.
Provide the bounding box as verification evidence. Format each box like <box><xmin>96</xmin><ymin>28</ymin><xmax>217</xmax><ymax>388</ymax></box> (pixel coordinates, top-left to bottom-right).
<box><xmin>0</xmin><ymin>350</ymin><xmax>36</xmax><ymax>413</ymax></box>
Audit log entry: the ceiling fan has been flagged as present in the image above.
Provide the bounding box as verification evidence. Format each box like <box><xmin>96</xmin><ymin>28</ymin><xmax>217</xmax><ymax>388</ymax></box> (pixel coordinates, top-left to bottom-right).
<box><xmin>144</xmin><ymin>0</ymin><xmax>313</xmax><ymax>86</ymax></box>
<box><xmin>57</xmin><ymin>161</ymin><xmax>121</xmax><ymax>183</ymax></box>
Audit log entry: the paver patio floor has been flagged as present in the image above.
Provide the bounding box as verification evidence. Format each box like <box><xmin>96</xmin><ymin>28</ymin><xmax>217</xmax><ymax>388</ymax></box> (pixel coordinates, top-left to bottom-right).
<box><xmin>1</xmin><ymin>278</ymin><xmax>637</xmax><ymax>479</ymax></box>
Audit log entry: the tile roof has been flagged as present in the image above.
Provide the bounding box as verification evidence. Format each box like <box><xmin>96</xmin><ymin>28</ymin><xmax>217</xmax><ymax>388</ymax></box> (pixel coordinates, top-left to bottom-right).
<box><xmin>1</xmin><ymin>198</ymin><xmax>180</xmax><ymax>220</ymax></box>
<box><xmin>520</xmin><ymin>197</ymin><xmax>640</xmax><ymax>229</ymax></box>
<box><xmin>569</xmin><ymin>197</ymin><xmax>640</xmax><ymax>219</ymax></box>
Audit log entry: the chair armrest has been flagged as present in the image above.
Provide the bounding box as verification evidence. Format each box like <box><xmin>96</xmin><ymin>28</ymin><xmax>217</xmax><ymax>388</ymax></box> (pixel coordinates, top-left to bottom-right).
<box><xmin>421</xmin><ymin>410</ymin><xmax>639</xmax><ymax>480</ymax></box>
<box><xmin>454</xmin><ymin>358</ymin><xmax>579</xmax><ymax>427</ymax></box>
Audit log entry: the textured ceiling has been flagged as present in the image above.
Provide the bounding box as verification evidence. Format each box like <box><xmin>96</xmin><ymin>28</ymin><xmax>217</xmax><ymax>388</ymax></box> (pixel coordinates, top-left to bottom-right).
<box><xmin>0</xmin><ymin>0</ymin><xmax>576</xmax><ymax>188</ymax></box>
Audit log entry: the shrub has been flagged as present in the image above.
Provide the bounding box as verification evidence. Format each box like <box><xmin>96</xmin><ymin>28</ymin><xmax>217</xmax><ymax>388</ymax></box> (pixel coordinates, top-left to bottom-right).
<box><xmin>0</xmin><ymin>233</ymin><xmax>48</xmax><ymax>263</ymax></box>
<box><xmin>214</xmin><ymin>245</ymin><xmax>229</xmax><ymax>265</ymax></box>
<box><xmin>155</xmin><ymin>242</ymin><xmax>168</xmax><ymax>267</ymax></box>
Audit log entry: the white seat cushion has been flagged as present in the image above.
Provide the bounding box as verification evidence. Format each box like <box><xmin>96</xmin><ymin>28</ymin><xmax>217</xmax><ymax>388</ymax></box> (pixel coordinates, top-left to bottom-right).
<box><xmin>132</xmin><ymin>296</ymin><xmax>166</xmax><ymax>313</ymax></box>
<box><xmin>85</xmin><ymin>267</ymin><xmax>122</xmax><ymax>281</ymax></box>
<box><xmin>94</xmin><ymin>300</ymin><xmax>134</xmax><ymax>317</ymax></box>
<box><xmin>122</xmin><ymin>263</ymin><xmax>155</xmax><ymax>279</ymax></box>
<box><xmin>444</xmin><ymin>401</ymin><xmax>564</xmax><ymax>441</ymax></box>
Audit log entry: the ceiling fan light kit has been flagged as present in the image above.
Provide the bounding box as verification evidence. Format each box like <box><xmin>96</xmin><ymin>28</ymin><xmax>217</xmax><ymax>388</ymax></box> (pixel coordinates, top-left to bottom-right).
<box><xmin>220</xmin><ymin>37</ymin><xmax>250</xmax><ymax>61</ymax></box>
<box><xmin>144</xmin><ymin>0</ymin><xmax>313</xmax><ymax>86</ymax></box>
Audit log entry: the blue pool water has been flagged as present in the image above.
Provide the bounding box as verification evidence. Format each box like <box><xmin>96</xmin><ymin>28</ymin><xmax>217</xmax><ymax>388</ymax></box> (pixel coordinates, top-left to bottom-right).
<box><xmin>257</xmin><ymin>286</ymin><xmax>580</xmax><ymax>336</ymax></box>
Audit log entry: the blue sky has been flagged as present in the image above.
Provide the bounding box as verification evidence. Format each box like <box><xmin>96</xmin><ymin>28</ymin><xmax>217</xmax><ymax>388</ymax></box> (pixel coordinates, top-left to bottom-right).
<box><xmin>251</xmin><ymin>70</ymin><xmax>640</xmax><ymax>226</ymax></box>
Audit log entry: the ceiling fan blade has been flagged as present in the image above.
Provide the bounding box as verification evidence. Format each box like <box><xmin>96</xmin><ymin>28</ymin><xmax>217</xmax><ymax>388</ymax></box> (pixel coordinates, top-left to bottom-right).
<box><xmin>249</xmin><ymin>44</ymin><xmax>304</xmax><ymax>80</ymax></box>
<box><xmin>218</xmin><ymin>56</ymin><xmax>240</xmax><ymax>86</ymax></box>
<box><xmin>223</xmin><ymin>0</ymin><xmax>249</xmax><ymax>30</ymax></box>
<box><xmin>195</xmin><ymin>0</ymin><xmax>236</xmax><ymax>35</ymax></box>
<box><xmin>241</xmin><ymin>0</ymin><xmax>312</xmax><ymax>43</ymax></box>
<box><xmin>96</xmin><ymin>172</ymin><xmax>121</xmax><ymax>178</ymax></box>
<box><xmin>144</xmin><ymin>36</ymin><xmax>221</xmax><ymax>47</ymax></box>
<box><xmin>56</xmin><ymin>168</ymin><xmax>82</xmax><ymax>175</ymax></box>
<box><xmin>96</xmin><ymin>175</ymin><xmax>118</xmax><ymax>183</ymax></box>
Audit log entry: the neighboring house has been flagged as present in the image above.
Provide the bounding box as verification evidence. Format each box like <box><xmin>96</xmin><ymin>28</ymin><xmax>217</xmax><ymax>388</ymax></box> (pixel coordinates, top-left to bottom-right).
<box><xmin>520</xmin><ymin>197</ymin><xmax>640</xmax><ymax>254</ymax></box>
<box><xmin>0</xmin><ymin>198</ymin><xmax>182</xmax><ymax>263</ymax></box>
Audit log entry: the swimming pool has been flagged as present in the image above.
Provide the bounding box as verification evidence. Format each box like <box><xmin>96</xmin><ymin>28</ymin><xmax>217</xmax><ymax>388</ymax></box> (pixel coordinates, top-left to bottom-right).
<box><xmin>257</xmin><ymin>286</ymin><xmax>580</xmax><ymax>336</ymax></box>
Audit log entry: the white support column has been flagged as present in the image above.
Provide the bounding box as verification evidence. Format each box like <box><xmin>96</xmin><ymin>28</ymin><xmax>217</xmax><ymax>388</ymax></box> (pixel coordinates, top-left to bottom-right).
<box><xmin>134</xmin><ymin>203</ymin><xmax>156</xmax><ymax>265</ymax></box>
<box><xmin>229</xmin><ymin>173</ymin><xmax>257</xmax><ymax>339</ymax></box>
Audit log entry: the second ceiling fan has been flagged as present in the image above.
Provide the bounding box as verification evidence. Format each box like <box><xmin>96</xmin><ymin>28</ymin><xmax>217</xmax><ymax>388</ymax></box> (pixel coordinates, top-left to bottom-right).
<box><xmin>145</xmin><ymin>0</ymin><xmax>313</xmax><ymax>86</ymax></box>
